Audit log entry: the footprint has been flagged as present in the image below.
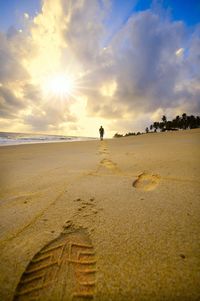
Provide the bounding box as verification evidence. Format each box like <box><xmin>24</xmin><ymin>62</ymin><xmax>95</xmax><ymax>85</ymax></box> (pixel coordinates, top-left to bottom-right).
<box><xmin>98</xmin><ymin>142</ymin><xmax>109</xmax><ymax>154</ymax></box>
<box><xmin>100</xmin><ymin>158</ymin><xmax>121</xmax><ymax>173</ymax></box>
<box><xmin>89</xmin><ymin>158</ymin><xmax>121</xmax><ymax>176</ymax></box>
<box><xmin>99</xmin><ymin>150</ymin><xmax>109</xmax><ymax>155</ymax></box>
<box><xmin>74</xmin><ymin>198</ymin><xmax>82</xmax><ymax>202</ymax></box>
<box><xmin>13</xmin><ymin>227</ymin><xmax>96</xmax><ymax>300</ymax></box>
<box><xmin>133</xmin><ymin>172</ymin><xmax>160</xmax><ymax>191</ymax></box>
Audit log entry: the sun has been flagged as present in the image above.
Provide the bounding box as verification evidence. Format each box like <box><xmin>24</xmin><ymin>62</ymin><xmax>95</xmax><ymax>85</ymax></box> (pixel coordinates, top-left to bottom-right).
<box><xmin>43</xmin><ymin>74</ymin><xmax>76</xmax><ymax>98</ymax></box>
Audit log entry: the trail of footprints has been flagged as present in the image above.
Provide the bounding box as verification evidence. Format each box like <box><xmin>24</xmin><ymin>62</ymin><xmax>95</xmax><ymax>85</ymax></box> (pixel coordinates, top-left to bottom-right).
<box><xmin>99</xmin><ymin>142</ymin><xmax>160</xmax><ymax>191</ymax></box>
<box><xmin>13</xmin><ymin>144</ymin><xmax>160</xmax><ymax>301</ymax></box>
<box><xmin>94</xmin><ymin>142</ymin><xmax>121</xmax><ymax>175</ymax></box>
<box><xmin>98</xmin><ymin>143</ymin><xmax>159</xmax><ymax>190</ymax></box>
<box><xmin>98</xmin><ymin>141</ymin><xmax>109</xmax><ymax>156</ymax></box>
<box><xmin>13</xmin><ymin>199</ymin><xmax>99</xmax><ymax>301</ymax></box>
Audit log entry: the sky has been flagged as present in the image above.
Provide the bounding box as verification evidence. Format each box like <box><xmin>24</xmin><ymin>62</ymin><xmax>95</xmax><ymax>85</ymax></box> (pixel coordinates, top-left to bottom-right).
<box><xmin>0</xmin><ymin>0</ymin><xmax>200</xmax><ymax>137</ymax></box>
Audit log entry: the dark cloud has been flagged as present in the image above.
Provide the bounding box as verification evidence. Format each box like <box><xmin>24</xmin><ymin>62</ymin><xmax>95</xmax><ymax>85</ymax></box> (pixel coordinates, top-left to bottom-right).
<box><xmin>0</xmin><ymin>86</ymin><xmax>25</xmax><ymax>118</ymax></box>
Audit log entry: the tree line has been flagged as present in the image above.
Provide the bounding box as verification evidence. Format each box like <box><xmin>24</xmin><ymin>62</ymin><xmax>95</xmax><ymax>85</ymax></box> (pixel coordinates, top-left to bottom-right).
<box><xmin>147</xmin><ymin>113</ymin><xmax>200</xmax><ymax>133</ymax></box>
<box><xmin>114</xmin><ymin>113</ymin><xmax>200</xmax><ymax>138</ymax></box>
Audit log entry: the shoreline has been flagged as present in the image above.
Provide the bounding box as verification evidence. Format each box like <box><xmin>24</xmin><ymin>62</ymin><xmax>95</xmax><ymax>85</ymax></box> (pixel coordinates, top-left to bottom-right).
<box><xmin>0</xmin><ymin>137</ymin><xmax>98</xmax><ymax>147</ymax></box>
<box><xmin>0</xmin><ymin>131</ymin><xmax>98</xmax><ymax>147</ymax></box>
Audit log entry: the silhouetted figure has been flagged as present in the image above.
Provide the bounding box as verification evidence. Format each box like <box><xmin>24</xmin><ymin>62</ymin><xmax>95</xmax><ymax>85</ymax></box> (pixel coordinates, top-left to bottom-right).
<box><xmin>99</xmin><ymin>126</ymin><xmax>104</xmax><ymax>140</ymax></box>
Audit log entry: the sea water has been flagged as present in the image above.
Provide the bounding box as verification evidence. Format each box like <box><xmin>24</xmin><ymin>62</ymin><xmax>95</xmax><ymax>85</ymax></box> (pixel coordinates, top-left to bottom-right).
<box><xmin>0</xmin><ymin>132</ymin><xmax>97</xmax><ymax>146</ymax></box>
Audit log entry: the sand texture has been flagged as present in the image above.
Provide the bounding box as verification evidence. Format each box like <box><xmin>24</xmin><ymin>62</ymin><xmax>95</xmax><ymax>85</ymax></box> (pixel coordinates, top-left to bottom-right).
<box><xmin>0</xmin><ymin>129</ymin><xmax>200</xmax><ymax>301</ymax></box>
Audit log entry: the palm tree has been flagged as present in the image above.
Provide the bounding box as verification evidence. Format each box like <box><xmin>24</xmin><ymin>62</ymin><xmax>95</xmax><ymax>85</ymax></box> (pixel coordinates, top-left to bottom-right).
<box><xmin>196</xmin><ymin>116</ymin><xmax>200</xmax><ymax>127</ymax></box>
<box><xmin>174</xmin><ymin>115</ymin><xmax>180</xmax><ymax>129</ymax></box>
<box><xmin>182</xmin><ymin>113</ymin><xmax>187</xmax><ymax>129</ymax></box>
<box><xmin>188</xmin><ymin>115</ymin><xmax>198</xmax><ymax>129</ymax></box>
<box><xmin>153</xmin><ymin>122</ymin><xmax>159</xmax><ymax>131</ymax></box>
<box><xmin>162</xmin><ymin>115</ymin><xmax>167</xmax><ymax>130</ymax></box>
<box><xmin>148</xmin><ymin>113</ymin><xmax>200</xmax><ymax>132</ymax></box>
<box><xmin>162</xmin><ymin>115</ymin><xmax>167</xmax><ymax>123</ymax></box>
<box><xmin>159</xmin><ymin>122</ymin><xmax>165</xmax><ymax>131</ymax></box>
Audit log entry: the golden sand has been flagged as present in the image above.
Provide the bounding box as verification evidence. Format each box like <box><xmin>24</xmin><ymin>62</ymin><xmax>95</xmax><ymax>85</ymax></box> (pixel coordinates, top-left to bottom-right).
<box><xmin>0</xmin><ymin>129</ymin><xmax>200</xmax><ymax>300</ymax></box>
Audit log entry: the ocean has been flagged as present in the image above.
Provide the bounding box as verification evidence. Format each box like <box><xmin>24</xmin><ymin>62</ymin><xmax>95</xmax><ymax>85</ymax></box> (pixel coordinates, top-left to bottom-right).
<box><xmin>0</xmin><ymin>132</ymin><xmax>97</xmax><ymax>146</ymax></box>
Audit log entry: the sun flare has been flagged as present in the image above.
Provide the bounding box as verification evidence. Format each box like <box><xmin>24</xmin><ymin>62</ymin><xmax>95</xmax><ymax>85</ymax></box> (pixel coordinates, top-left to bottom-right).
<box><xmin>43</xmin><ymin>74</ymin><xmax>76</xmax><ymax>98</ymax></box>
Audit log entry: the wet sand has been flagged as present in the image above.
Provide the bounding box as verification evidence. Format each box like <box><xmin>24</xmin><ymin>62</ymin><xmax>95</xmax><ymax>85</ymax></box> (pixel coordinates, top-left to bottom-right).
<box><xmin>0</xmin><ymin>129</ymin><xmax>200</xmax><ymax>300</ymax></box>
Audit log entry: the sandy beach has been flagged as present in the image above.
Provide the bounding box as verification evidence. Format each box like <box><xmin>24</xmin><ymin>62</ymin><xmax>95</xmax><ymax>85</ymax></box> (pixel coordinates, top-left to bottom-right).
<box><xmin>0</xmin><ymin>129</ymin><xmax>200</xmax><ymax>301</ymax></box>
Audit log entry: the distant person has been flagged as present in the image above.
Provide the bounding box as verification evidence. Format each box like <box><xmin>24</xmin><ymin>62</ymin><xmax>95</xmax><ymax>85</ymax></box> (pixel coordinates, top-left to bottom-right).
<box><xmin>99</xmin><ymin>126</ymin><xmax>104</xmax><ymax>141</ymax></box>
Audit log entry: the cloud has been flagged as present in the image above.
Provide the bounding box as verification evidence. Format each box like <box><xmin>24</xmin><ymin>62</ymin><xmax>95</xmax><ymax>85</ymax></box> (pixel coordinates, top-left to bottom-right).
<box><xmin>0</xmin><ymin>85</ymin><xmax>26</xmax><ymax>118</ymax></box>
<box><xmin>0</xmin><ymin>32</ymin><xmax>29</xmax><ymax>83</ymax></box>
<box><xmin>24</xmin><ymin>104</ymin><xmax>77</xmax><ymax>131</ymax></box>
<box><xmin>175</xmin><ymin>47</ymin><xmax>184</xmax><ymax>57</ymax></box>
<box><xmin>83</xmin><ymin>8</ymin><xmax>200</xmax><ymax>130</ymax></box>
<box><xmin>24</xmin><ymin>13</ymin><xmax>29</xmax><ymax>20</ymax></box>
<box><xmin>114</xmin><ymin>12</ymin><xmax>186</xmax><ymax>108</ymax></box>
<box><xmin>0</xmin><ymin>0</ymin><xmax>199</xmax><ymax>136</ymax></box>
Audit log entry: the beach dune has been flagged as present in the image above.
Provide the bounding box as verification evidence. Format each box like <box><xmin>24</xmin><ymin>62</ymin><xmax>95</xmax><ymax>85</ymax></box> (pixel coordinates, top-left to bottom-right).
<box><xmin>0</xmin><ymin>129</ymin><xmax>200</xmax><ymax>300</ymax></box>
